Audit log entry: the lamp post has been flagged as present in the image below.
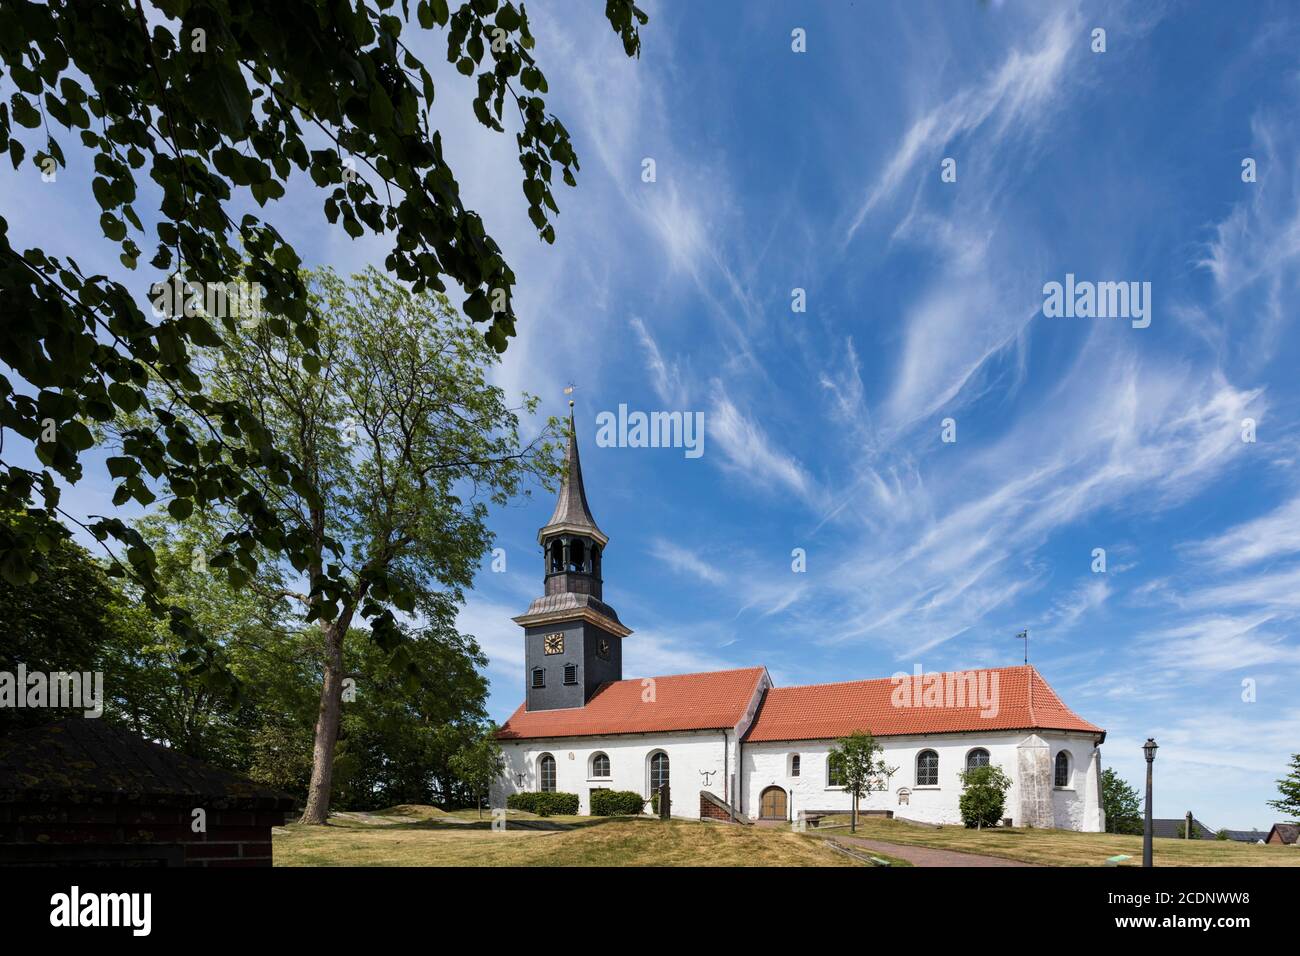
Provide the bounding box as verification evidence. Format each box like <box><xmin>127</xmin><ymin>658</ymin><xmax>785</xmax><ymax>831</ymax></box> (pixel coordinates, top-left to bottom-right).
<box><xmin>1142</xmin><ymin>738</ymin><xmax>1158</xmax><ymax>867</ymax></box>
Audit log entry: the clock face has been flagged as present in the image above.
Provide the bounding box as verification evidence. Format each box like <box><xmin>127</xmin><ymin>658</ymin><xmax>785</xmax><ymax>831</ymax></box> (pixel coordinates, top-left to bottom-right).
<box><xmin>598</xmin><ymin>638</ymin><xmax>610</xmax><ymax>659</ymax></box>
<box><xmin>544</xmin><ymin>633</ymin><xmax>564</xmax><ymax>655</ymax></box>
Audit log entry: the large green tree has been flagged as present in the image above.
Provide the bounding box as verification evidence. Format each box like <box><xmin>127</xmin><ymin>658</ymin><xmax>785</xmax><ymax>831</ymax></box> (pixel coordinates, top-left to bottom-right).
<box><xmin>1101</xmin><ymin>767</ymin><xmax>1142</xmax><ymax>835</ymax></box>
<box><xmin>1267</xmin><ymin>754</ymin><xmax>1300</xmax><ymax>822</ymax></box>
<box><xmin>124</xmin><ymin>267</ymin><xmax>558</xmax><ymax>823</ymax></box>
<box><xmin>0</xmin><ymin>0</ymin><xmax>645</xmax><ymax>670</ymax></box>
<box><xmin>0</xmin><ymin>509</ymin><xmax>126</xmax><ymax>732</ymax></box>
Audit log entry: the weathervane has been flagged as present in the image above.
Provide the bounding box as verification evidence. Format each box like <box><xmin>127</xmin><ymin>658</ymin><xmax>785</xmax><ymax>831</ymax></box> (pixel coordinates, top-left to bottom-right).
<box><xmin>1016</xmin><ymin>628</ymin><xmax>1029</xmax><ymax>665</ymax></box>
<box><xmin>564</xmin><ymin>381</ymin><xmax>577</xmax><ymax>409</ymax></box>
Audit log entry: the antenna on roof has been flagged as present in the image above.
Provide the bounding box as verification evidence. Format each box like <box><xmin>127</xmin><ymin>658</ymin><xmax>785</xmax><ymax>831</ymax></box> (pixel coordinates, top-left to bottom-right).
<box><xmin>1016</xmin><ymin>628</ymin><xmax>1029</xmax><ymax>665</ymax></box>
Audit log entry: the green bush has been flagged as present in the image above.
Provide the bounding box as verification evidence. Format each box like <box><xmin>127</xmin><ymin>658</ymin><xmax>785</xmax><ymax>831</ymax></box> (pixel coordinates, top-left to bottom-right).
<box><xmin>590</xmin><ymin>790</ymin><xmax>646</xmax><ymax>816</ymax></box>
<box><xmin>957</xmin><ymin>765</ymin><xmax>1013</xmax><ymax>829</ymax></box>
<box><xmin>507</xmin><ymin>791</ymin><xmax>578</xmax><ymax>816</ymax></box>
<box><xmin>506</xmin><ymin>791</ymin><xmax>537</xmax><ymax>813</ymax></box>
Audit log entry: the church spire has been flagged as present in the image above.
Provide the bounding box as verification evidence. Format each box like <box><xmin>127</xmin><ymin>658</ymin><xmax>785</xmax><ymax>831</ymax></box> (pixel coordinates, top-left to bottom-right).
<box><xmin>514</xmin><ymin>399</ymin><xmax>629</xmax><ymax>712</ymax></box>
<box><xmin>538</xmin><ymin>401</ymin><xmax>607</xmax><ymax>547</ymax></box>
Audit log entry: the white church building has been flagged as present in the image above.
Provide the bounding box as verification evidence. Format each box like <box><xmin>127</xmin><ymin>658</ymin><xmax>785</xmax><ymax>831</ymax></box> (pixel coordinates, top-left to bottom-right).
<box><xmin>492</xmin><ymin>410</ymin><xmax>1106</xmax><ymax>831</ymax></box>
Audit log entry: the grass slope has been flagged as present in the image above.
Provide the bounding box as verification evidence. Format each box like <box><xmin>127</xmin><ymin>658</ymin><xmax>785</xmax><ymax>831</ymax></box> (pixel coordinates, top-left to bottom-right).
<box><xmin>274</xmin><ymin>809</ymin><xmax>871</xmax><ymax>867</ymax></box>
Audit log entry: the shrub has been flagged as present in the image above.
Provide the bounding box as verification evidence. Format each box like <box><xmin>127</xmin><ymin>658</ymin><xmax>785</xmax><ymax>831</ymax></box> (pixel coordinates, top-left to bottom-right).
<box><xmin>507</xmin><ymin>791</ymin><xmax>578</xmax><ymax>816</ymax></box>
<box><xmin>506</xmin><ymin>791</ymin><xmax>537</xmax><ymax>813</ymax></box>
<box><xmin>590</xmin><ymin>790</ymin><xmax>646</xmax><ymax>816</ymax></box>
<box><xmin>957</xmin><ymin>765</ymin><xmax>1013</xmax><ymax>829</ymax></box>
<box><xmin>534</xmin><ymin>792</ymin><xmax>579</xmax><ymax>816</ymax></box>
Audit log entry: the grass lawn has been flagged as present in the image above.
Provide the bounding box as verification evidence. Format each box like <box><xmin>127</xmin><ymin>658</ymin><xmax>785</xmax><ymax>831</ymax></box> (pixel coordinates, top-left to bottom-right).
<box><xmin>808</xmin><ymin>816</ymin><xmax>1300</xmax><ymax>867</ymax></box>
<box><xmin>274</xmin><ymin>807</ymin><xmax>889</xmax><ymax>867</ymax></box>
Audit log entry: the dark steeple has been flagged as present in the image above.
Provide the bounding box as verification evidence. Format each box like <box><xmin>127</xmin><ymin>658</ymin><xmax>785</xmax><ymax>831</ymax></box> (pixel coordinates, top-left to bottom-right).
<box><xmin>513</xmin><ymin>401</ymin><xmax>630</xmax><ymax>711</ymax></box>
<box><xmin>538</xmin><ymin>405</ymin><xmax>607</xmax><ymax>547</ymax></box>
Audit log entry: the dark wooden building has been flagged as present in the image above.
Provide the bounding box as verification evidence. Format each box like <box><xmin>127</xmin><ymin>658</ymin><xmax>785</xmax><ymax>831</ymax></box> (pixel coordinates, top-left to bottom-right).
<box><xmin>0</xmin><ymin>719</ymin><xmax>295</xmax><ymax>866</ymax></box>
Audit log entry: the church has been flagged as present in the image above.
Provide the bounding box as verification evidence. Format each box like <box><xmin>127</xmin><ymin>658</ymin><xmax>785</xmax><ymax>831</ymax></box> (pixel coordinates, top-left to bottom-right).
<box><xmin>492</xmin><ymin>409</ymin><xmax>1107</xmax><ymax>831</ymax></box>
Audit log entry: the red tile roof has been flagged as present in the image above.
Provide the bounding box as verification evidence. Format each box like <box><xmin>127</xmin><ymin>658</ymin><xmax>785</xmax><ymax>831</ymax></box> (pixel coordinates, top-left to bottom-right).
<box><xmin>744</xmin><ymin>666</ymin><xmax>1103</xmax><ymax>742</ymax></box>
<box><xmin>496</xmin><ymin>667</ymin><xmax>768</xmax><ymax>740</ymax></box>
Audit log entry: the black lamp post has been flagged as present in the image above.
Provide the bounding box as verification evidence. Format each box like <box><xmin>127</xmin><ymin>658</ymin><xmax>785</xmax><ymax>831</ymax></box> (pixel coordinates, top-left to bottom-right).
<box><xmin>1142</xmin><ymin>738</ymin><xmax>1158</xmax><ymax>867</ymax></box>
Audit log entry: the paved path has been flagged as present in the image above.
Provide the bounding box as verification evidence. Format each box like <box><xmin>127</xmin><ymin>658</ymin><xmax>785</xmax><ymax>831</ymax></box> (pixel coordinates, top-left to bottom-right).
<box><xmin>832</xmin><ymin>834</ymin><xmax>1039</xmax><ymax>867</ymax></box>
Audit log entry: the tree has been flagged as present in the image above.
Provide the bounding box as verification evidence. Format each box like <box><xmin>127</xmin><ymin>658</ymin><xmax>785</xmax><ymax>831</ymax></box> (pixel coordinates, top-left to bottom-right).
<box><xmin>0</xmin><ymin>510</ymin><xmax>120</xmax><ymax>731</ymax></box>
<box><xmin>335</xmin><ymin>620</ymin><xmax>491</xmax><ymax>809</ymax></box>
<box><xmin>957</xmin><ymin>764</ymin><xmax>1013</xmax><ymax>830</ymax></box>
<box><xmin>449</xmin><ymin>730</ymin><xmax>505</xmax><ymax>819</ymax></box>
<box><xmin>124</xmin><ymin>267</ymin><xmax>558</xmax><ymax>823</ymax></box>
<box><xmin>0</xmin><ymin>0</ymin><xmax>646</xmax><ymax>670</ymax></box>
<box><xmin>829</xmin><ymin>731</ymin><xmax>892</xmax><ymax>833</ymax></box>
<box><xmin>1101</xmin><ymin>767</ymin><xmax>1142</xmax><ymax>835</ymax></box>
<box><xmin>1267</xmin><ymin>754</ymin><xmax>1300</xmax><ymax>822</ymax></box>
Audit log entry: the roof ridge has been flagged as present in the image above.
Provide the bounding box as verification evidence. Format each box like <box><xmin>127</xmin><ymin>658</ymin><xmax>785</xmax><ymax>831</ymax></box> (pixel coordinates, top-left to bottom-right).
<box><xmin>611</xmin><ymin>665</ymin><xmax>766</xmax><ymax>684</ymax></box>
<box><xmin>774</xmin><ymin>664</ymin><xmax>1034</xmax><ymax>694</ymax></box>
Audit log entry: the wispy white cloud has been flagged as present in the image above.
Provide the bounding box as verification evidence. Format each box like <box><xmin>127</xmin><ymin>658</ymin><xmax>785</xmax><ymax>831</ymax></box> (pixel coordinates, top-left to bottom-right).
<box><xmin>648</xmin><ymin>536</ymin><xmax>726</xmax><ymax>585</ymax></box>
<box><xmin>709</xmin><ymin>385</ymin><xmax>819</xmax><ymax>505</ymax></box>
<box><xmin>843</xmin><ymin>8</ymin><xmax>1079</xmax><ymax>242</ymax></box>
<box><xmin>1186</xmin><ymin>494</ymin><xmax>1300</xmax><ymax>571</ymax></box>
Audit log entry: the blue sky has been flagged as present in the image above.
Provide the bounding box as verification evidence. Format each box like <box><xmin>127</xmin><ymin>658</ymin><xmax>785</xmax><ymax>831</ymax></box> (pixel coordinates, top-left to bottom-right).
<box><xmin>6</xmin><ymin>0</ymin><xmax>1300</xmax><ymax>829</ymax></box>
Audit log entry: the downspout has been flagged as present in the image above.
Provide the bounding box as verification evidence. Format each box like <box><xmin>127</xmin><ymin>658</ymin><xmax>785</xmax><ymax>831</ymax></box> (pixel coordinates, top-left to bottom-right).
<box><xmin>736</xmin><ymin>733</ymin><xmax>743</xmax><ymax>819</ymax></box>
<box><xmin>723</xmin><ymin>729</ymin><xmax>729</xmax><ymax>804</ymax></box>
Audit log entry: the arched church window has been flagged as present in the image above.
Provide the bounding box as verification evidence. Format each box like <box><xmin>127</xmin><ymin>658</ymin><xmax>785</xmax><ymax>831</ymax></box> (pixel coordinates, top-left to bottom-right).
<box><xmin>649</xmin><ymin>751</ymin><xmax>670</xmax><ymax>795</ymax></box>
<box><xmin>539</xmin><ymin>753</ymin><xmax>557</xmax><ymax>792</ymax></box>
<box><xmin>548</xmin><ymin>540</ymin><xmax>563</xmax><ymax>573</ymax></box>
<box><xmin>1054</xmin><ymin>750</ymin><xmax>1071</xmax><ymax>788</ymax></box>
<box><xmin>591</xmin><ymin>544</ymin><xmax>601</xmax><ymax>577</ymax></box>
<box><xmin>966</xmin><ymin>748</ymin><xmax>990</xmax><ymax>772</ymax></box>
<box><xmin>827</xmin><ymin>752</ymin><xmax>846</xmax><ymax>788</ymax></box>
<box><xmin>591</xmin><ymin>752</ymin><xmax>611</xmax><ymax>778</ymax></box>
<box><xmin>569</xmin><ymin>538</ymin><xmax>585</xmax><ymax>573</ymax></box>
<box><xmin>790</xmin><ymin>754</ymin><xmax>801</xmax><ymax>777</ymax></box>
<box><xmin>916</xmin><ymin>750</ymin><xmax>939</xmax><ymax>786</ymax></box>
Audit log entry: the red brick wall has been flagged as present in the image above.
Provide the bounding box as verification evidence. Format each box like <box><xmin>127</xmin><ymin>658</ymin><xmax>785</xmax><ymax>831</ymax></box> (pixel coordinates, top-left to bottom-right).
<box><xmin>700</xmin><ymin>794</ymin><xmax>733</xmax><ymax>821</ymax></box>
<box><xmin>0</xmin><ymin>803</ymin><xmax>288</xmax><ymax>866</ymax></box>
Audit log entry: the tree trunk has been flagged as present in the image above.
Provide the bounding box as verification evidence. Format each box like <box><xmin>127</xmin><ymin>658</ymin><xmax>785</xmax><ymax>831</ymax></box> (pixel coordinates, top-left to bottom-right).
<box><xmin>301</xmin><ymin>618</ymin><xmax>348</xmax><ymax>825</ymax></box>
<box><xmin>852</xmin><ymin>792</ymin><xmax>859</xmax><ymax>833</ymax></box>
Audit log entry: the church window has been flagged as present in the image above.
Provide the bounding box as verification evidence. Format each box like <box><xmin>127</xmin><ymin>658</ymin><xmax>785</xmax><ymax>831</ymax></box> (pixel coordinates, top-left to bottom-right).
<box><xmin>966</xmin><ymin>748</ymin><xmax>990</xmax><ymax>772</ymax></box>
<box><xmin>591</xmin><ymin>752</ymin><xmax>611</xmax><ymax>778</ymax></box>
<box><xmin>539</xmin><ymin>753</ymin><xmax>556</xmax><ymax>792</ymax></box>
<box><xmin>916</xmin><ymin>750</ymin><xmax>939</xmax><ymax>786</ymax></box>
<box><xmin>827</xmin><ymin>753</ymin><xmax>846</xmax><ymax>788</ymax></box>
<box><xmin>564</xmin><ymin>663</ymin><xmax>578</xmax><ymax>685</ymax></box>
<box><xmin>791</xmin><ymin>755</ymin><xmax>801</xmax><ymax>777</ymax></box>
<box><xmin>548</xmin><ymin>540</ymin><xmax>563</xmax><ymax>573</ymax></box>
<box><xmin>649</xmin><ymin>751</ymin><xmax>670</xmax><ymax>795</ymax></box>
<box><xmin>531</xmin><ymin>667</ymin><xmax>545</xmax><ymax>689</ymax></box>
<box><xmin>569</xmin><ymin>538</ymin><xmax>585</xmax><ymax>573</ymax></box>
<box><xmin>1054</xmin><ymin>751</ymin><xmax>1071</xmax><ymax>788</ymax></box>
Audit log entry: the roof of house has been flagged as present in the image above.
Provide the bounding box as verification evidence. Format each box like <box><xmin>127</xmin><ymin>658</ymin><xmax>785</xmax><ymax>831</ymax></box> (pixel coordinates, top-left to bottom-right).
<box><xmin>1150</xmin><ymin>818</ymin><xmax>1215</xmax><ymax>840</ymax></box>
<box><xmin>743</xmin><ymin>665</ymin><xmax>1104</xmax><ymax>742</ymax></box>
<box><xmin>0</xmin><ymin>719</ymin><xmax>296</xmax><ymax>809</ymax></box>
<box><xmin>496</xmin><ymin>667</ymin><xmax>768</xmax><ymax>740</ymax></box>
<box><xmin>1268</xmin><ymin>823</ymin><xmax>1300</xmax><ymax>844</ymax></box>
<box><xmin>1220</xmin><ymin>829</ymin><xmax>1269</xmax><ymax>843</ymax></box>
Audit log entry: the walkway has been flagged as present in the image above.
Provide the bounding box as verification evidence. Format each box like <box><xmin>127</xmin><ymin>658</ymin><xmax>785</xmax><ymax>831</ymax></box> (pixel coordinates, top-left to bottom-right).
<box><xmin>832</xmin><ymin>834</ymin><xmax>1039</xmax><ymax>867</ymax></box>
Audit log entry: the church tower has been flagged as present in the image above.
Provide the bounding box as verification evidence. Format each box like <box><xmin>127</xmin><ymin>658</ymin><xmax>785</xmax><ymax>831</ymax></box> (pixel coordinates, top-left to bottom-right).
<box><xmin>513</xmin><ymin>403</ymin><xmax>631</xmax><ymax>711</ymax></box>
